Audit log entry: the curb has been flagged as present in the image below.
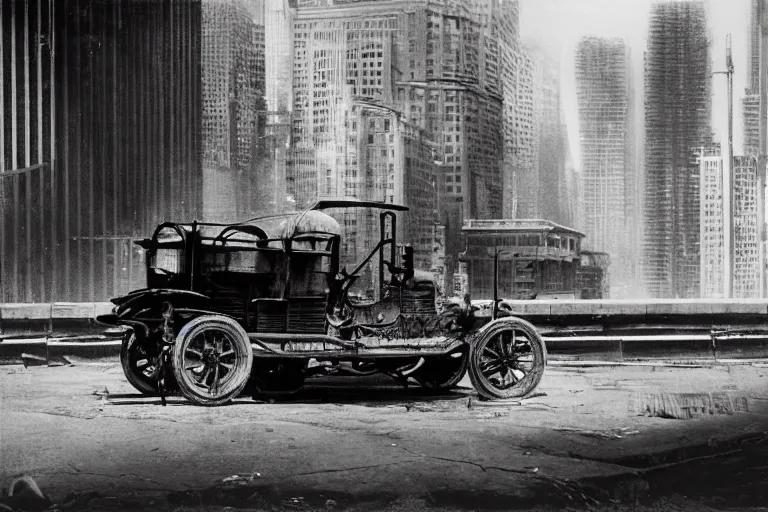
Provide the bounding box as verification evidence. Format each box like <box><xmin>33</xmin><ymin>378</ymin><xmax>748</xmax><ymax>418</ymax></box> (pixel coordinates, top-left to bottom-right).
<box><xmin>0</xmin><ymin>335</ymin><xmax>124</xmax><ymax>365</ymax></box>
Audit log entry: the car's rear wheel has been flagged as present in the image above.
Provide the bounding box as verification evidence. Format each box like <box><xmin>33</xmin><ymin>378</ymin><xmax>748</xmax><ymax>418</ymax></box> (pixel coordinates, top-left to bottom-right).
<box><xmin>172</xmin><ymin>315</ymin><xmax>253</xmax><ymax>406</ymax></box>
<box><xmin>468</xmin><ymin>318</ymin><xmax>546</xmax><ymax>400</ymax></box>
<box><xmin>250</xmin><ymin>359</ymin><xmax>306</xmax><ymax>398</ymax></box>
<box><xmin>414</xmin><ymin>348</ymin><xmax>468</xmax><ymax>390</ymax></box>
<box><xmin>120</xmin><ymin>333</ymin><xmax>160</xmax><ymax>395</ymax></box>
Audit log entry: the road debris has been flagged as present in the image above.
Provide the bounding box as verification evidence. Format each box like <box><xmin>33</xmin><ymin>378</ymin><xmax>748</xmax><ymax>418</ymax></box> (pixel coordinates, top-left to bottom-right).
<box><xmin>221</xmin><ymin>472</ymin><xmax>261</xmax><ymax>484</ymax></box>
<box><xmin>92</xmin><ymin>386</ymin><xmax>110</xmax><ymax>397</ymax></box>
<box><xmin>20</xmin><ymin>353</ymin><xmax>47</xmax><ymax>368</ymax></box>
<box><xmin>554</xmin><ymin>427</ymin><xmax>635</xmax><ymax>439</ymax></box>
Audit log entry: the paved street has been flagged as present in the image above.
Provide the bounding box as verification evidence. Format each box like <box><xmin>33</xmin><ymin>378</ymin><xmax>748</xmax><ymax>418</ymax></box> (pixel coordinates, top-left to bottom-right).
<box><xmin>2</xmin><ymin>360</ymin><xmax>768</xmax><ymax>511</ymax></box>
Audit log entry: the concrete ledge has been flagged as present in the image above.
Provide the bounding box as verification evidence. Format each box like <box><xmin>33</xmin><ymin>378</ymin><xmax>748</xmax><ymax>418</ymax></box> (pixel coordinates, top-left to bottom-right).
<box><xmin>51</xmin><ymin>303</ymin><xmax>97</xmax><ymax>319</ymax></box>
<box><xmin>0</xmin><ymin>303</ymin><xmax>53</xmax><ymax>320</ymax></box>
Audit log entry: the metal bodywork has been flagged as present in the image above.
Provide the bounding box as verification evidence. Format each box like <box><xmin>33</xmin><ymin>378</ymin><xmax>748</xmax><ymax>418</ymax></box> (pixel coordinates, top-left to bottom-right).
<box><xmin>98</xmin><ymin>201</ymin><xmax>547</xmax><ymax>405</ymax></box>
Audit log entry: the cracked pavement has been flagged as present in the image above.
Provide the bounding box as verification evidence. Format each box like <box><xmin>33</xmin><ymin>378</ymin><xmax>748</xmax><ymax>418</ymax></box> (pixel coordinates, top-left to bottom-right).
<box><xmin>2</xmin><ymin>361</ymin><xmax>768</xmax><ymax>510</ymax></box>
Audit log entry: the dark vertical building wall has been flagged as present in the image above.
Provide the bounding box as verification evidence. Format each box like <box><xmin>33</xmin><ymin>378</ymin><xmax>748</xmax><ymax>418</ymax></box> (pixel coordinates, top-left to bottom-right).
<box><xmin>53</xmin><ymin>0</ymin><xmax>203</xmax><ymax>302</ymax></box>
<box><xmin>1</xmin><ymin>0</ymin><xmax>203</xmax><ymax>303</ymax></box>
<box><xmin>0</xmin><ymin>0</ymin><xmax>55</xmax><ymax>304</ymax></box>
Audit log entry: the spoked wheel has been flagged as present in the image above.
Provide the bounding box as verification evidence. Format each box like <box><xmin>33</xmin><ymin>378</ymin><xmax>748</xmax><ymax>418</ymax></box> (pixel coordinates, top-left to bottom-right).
<box><xmin>250</xmin><ymin>359</ymin><xmax>306</xmax><ymax>398</ymax></box>
<box><xmin>468</xmin><ymin>318</ymin><xmax>547</xmax><ymax>400</ymax></box>
<box><xmin>414</xmin><ymin>348</ymin><xmax>468</xmax><ymax>390</ymax></box>
<box><xmin>120</xmin><ymin>333</ymin><xmax>161</xmax><ymax>395</ymax></box>
<box><xmin>172</xmin><ymin>316</ymin><xmax>253</xmax><ymax>406</ymax></box>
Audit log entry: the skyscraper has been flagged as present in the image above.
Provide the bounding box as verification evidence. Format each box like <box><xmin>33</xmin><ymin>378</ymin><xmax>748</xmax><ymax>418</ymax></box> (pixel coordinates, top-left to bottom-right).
<box><xmin>699</xmin><ymin>149</ymin><xmax>760</xmax><ymax>299</ymax></box>
<box><xmin>512</xmin><ymin>47</ymin><xmax>539</xmax><ymax>219</ymax></box>
<box><xmin>265</xmin><ymin>0</ymin><xmax>293</xmax><ymax>114</ymax></box>
<box><xmin>202</xmin><ymin>0</ymin><xmax>266</xmax><ymax>223</ymax></box>
<box><xmin>574</xmin><ymin>37</ymin><xmax>636</xmax><ymax>298</ymax></box>
<box><xmin>743</xmin><ymin>0</ymin><xmax>760</xmax><ymax>156</ymax></box>
<box><xmin>699</xmin><ymin>147</ymin><xmax>724</xmax><ymax>298</ymax></box>
<box><xmin>733</xmin><ymin>156</ymin><xmax>761</xmax><ymax>297</ymax></box>
<box><xmin>499</xmin><ymin>0</ymin><xmax>521</xmax><ymax>219</ymax></box>
<box><xmin>643</xmin><ymin>1</ymin><xmax>711</xmax><ymax>298</ymax></box>
<box><xmin>534</xmin><ymin>47</ymin><xmax>567</xmax><ymax>226</ymax></box>
<box><xmin>289</xmin><ymin>0</ymin><xmax>514</xmax><ymax>283</ymax></box>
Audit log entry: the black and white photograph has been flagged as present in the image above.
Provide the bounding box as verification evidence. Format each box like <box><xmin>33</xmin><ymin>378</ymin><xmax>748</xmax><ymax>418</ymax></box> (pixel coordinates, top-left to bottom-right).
<box><xmin>1</xmin><ymin>0</ymin><xmax>768</xmax><ymax>510</ymax></box>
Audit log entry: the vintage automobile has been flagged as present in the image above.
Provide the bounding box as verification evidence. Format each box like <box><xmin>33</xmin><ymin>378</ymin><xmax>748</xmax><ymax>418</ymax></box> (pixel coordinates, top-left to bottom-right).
<box><xmin>97</xmin><ymin>200</ymin><xmax>547</xmax><ymax>406</ymax></box>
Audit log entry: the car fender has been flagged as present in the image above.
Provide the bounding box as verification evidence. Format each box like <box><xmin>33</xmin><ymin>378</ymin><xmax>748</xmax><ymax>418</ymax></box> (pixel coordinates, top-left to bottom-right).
<box><xmin>112</xmin><ymin>289</ymin><xmax>212</xmax><ymax>320</ymax></box>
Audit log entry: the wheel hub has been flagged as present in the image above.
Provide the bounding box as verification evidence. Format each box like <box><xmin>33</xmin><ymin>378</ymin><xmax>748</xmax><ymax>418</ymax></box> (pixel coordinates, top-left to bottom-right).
<box><xmin>204</xmin><ymin>349</ymin><xmax>219</xmax><ymax>364</ymax></box>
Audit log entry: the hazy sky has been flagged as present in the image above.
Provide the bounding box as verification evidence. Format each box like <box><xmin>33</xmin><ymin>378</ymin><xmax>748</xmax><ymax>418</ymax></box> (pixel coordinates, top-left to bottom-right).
<box><xmin>519</xmin><ymin>0</ymin><xmax>751</xmax><ymax>171</ymax></box>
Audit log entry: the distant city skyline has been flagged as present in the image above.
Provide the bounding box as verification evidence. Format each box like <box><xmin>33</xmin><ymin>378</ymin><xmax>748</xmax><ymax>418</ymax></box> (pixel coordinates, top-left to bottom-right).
<box><xmin>520</xmin><ymin>0</ymin><xmax>750</xmax><ymax>171</ymax></box>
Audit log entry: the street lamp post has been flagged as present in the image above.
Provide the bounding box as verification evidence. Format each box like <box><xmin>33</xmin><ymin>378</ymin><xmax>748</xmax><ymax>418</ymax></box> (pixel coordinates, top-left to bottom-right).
<box><xmin>760</xmin><ymin>0</ymin><xmax>768</xmax><ymax>298</ymax></box>
<box><xmin>713</xmin><ymin>34</ymin><xmax>734</xmax><ymax>299</ymax></box>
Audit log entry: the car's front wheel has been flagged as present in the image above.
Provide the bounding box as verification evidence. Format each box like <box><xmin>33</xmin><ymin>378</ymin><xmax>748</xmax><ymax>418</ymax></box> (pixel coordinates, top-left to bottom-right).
<box><xmin>172</xmin><ymin>315</ymin><xmax>253</xmax><ymax>406</ymax></box>
<box><xmin>468</xmin><ymin>318</ymin><xmax>547</xmax><ymax>400</ymax></box>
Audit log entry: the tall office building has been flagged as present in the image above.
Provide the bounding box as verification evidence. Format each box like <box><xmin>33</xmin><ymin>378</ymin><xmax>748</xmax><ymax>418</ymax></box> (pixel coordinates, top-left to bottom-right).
<box><xmin>534</xmin><ymin>47</ymin><xmax>567</xmax><ymax>226</ymax></box>
<box><xmin>574</xmin><ymin>37</ymin><xmax>637</xmax><ymax>297</ymax></box>
<box><xmin>289</xmin><ymin>0</ymin><xmax>513</xmax><ymax>283</ymax></box>
<box><xmin>1</xmin><ymin>0</ymin><xmax>203</xmax><ymax>303</ymax></box>
<box><xmin>499</xmin><ymin>0</ymin><xmax>521</xmax><ymax>219</ymax></box>
<box><xmin>265</xmin><ymin>0</ymin><xmax>293</xmax><ymax>114</ymax></box>
<box><xmin>734</xmin><ymin>156</ymin><xmax>761</xmax><ymax>297</ymax></box>
<box><xmin>699</xmin><ymin>147</ymin><xmax>725</xmax><ymax>298</ymax></box>
<box><xmin>699</xmin><ymin>149</ymin><xmax>760</xmax><ymax>298</ymax></box>
<box><xmin>643</xmin><ymin>1</ymin><xmax>711</xmax><ymax>298</ymax></box>
<box><xmin>202</xmin><ymin>0</ymin><xmax>266</xmax><ymax>223</ymax></box>
<box><xmin>743</xmin><ymin>0</ymin><xmax>760</xmax><ymax>156</ymax></box>
<box><xmin>512</xmin><ymin>47</ymin><xmax>539</xmax><ymax>219</ymax></box>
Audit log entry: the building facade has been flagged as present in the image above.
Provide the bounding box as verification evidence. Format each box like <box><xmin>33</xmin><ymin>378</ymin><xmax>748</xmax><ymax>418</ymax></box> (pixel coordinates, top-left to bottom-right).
<box><xmin>1</xmin><ymin>0</ymin><xmax>203</xmax><ymax>303</ymax></box>
<box><xmin>202</xmin><ymin>0</ymin><xmax>266</xmax><ymax>223</ymax></box>
<box><xmin>289</xmin><ymin>0</ymin><xmax>519</xmax><ymax>288</ymax></box>
<box><xmin>642</xmin><ymin>1</ymin><xmax>711</xmax><ymax>298</ymax></box>
<box><xmin>743</xmin><ymin>0</ymin><xmax>761</xmax><ymax>156</ymax></box>
<box><xmin>577</xmin><ymin>251</ymin><xmax>611</xmax><ymax>299</ymax></box>
<box><xmin>699</xmin><ymin>148</ymin><xmax>724</xmax><ymax>298</ymax></box>
<box><xmin>535</xmin><ymin>48</ymin><xmax>567</xmax><ymax>227</ymax></box>
<box><xmin>734</xmin><ymin>156</ymin><xmax>760</xmax><ymax>298</ymax></box>
<box><xmin>460</xmin><ymin>219</ymin><xmax>585</xmax><ymax>300</ymax></box>
<box><xmin>265</xmin><ymin>0</ymin><xmax>293</xmax><ymax>114</ymax></box>
<box><xmin>698</xmin><ymin>150</ymin><xmax>760</xmax><ymax>299</ymax></box>
<box><xmin>574</xmin><ymin>37</ymin><xmax>637</xmax><ymax>298</ymax></box>
<box><xmin>499</xmin><ymin>0</ymin><xmax>521</xmax><ymax>220</ymax></box>
<box><xmin>511</xmin><ymin>47</ymin><xmax>539</xmax><ymax>219</ymax></box>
